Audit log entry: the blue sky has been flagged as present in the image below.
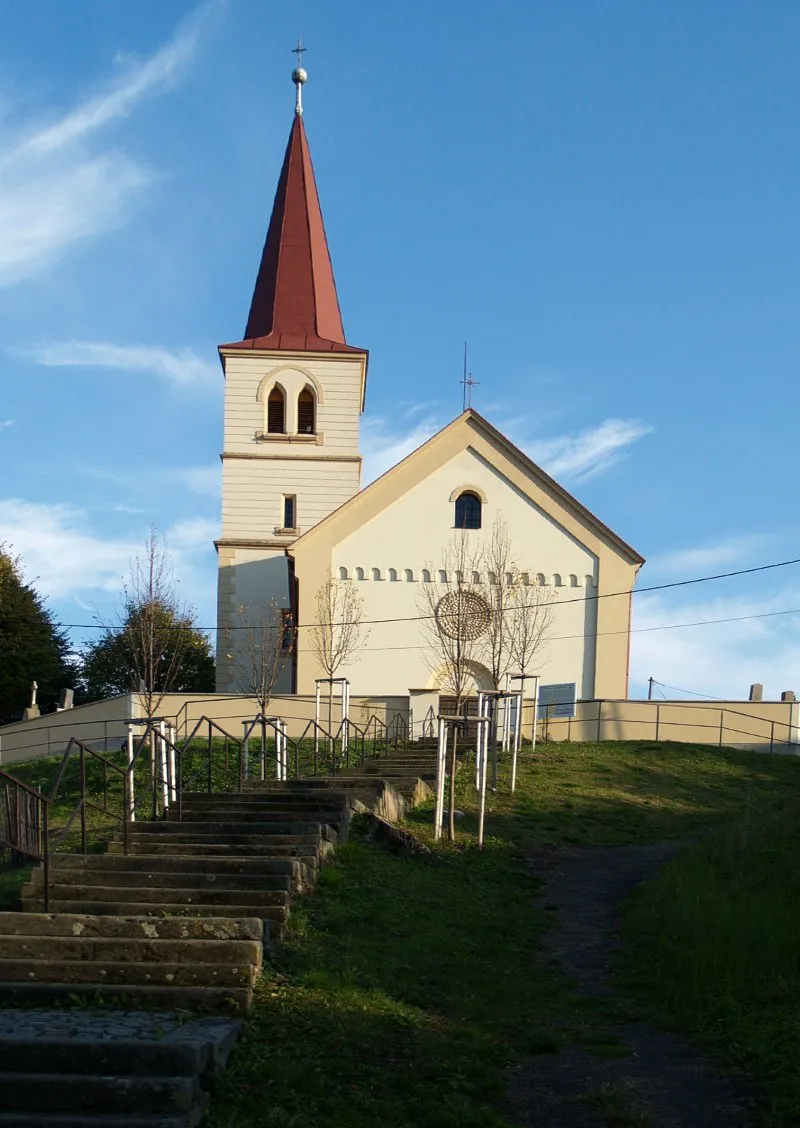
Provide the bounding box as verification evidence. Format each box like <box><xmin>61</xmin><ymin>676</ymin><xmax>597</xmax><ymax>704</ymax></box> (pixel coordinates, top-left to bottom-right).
<box><xmin>1</xmin><ymin>0</ymin><xmax>800</xmax><ymax>701</ymax></box>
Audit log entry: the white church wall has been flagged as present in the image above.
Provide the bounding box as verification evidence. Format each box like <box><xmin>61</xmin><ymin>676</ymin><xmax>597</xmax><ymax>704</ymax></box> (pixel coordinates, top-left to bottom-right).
<box><xmin>216</xmin><ymin>548</ymin><xmax>293</xmax><ymax>694</ymax></box>
<box><xmin>221</xmin><ymin>458</ymin><xmax>359</xmax><ymax>540</ymax></box>
<box><xmin>329</xmin><ymin>447</ymin><xmax>597</xmax><ymax>697</ymax></box>
<box><xmin>217</xmin><ymin>349</ymin><xmax>367</xmax><ymax>694</ymax></box>
<box><xmin>221</xmin><ymin>352</ymin><xmax>364</xmax><ymax>456</ymax></box>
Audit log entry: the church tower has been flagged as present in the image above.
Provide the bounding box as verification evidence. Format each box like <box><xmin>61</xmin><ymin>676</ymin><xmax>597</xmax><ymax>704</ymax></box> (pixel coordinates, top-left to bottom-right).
<box><xmin>215</xmin><ymin>59</ymin><xmax>368</xmax><ymax>693</ymax></box>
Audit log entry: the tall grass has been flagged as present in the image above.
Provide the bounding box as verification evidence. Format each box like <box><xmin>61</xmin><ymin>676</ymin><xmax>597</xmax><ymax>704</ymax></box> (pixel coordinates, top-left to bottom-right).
<box><xmin>620</xmin><ymin>800</ymin><xmax>800</xmax><ymax>1125</ymax></box>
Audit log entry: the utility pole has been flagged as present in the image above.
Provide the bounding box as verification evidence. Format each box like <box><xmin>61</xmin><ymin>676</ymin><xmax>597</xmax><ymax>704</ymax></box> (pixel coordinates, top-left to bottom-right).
<box><xmin>647</xmin><ymin>676</ymin><xmax>655</xmax><ymax>701</ymax></box>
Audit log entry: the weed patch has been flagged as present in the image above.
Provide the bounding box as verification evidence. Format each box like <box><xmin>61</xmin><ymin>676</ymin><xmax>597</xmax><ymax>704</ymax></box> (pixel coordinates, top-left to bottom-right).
<box><xmin>619</xmin><ymin>805</ymin><xmax>800</xmax><ymax>1126</ymax></box>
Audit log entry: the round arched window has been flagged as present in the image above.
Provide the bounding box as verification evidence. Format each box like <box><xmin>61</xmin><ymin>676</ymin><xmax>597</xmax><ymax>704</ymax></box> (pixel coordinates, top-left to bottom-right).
<box><xmin>454</xmin><ymin>491</ymin><xmax>481</xmax><ymax>529</ymax></box>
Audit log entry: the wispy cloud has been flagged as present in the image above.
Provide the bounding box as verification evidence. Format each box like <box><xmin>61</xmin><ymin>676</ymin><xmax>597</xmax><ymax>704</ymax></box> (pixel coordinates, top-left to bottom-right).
<box><xmin>0</xmin><ymin>497</ymin><xmax>216</xmax><ymax>618</ymax></box>
<box><xmin>360</xmin><ymin>412</ymin><xmax>652</xmax><ymax>487</ymax></box>
<box><xmin>630</xmin><ymin>588</ymin><xmax>800</xmax><ymax>701</ymax></box>
<box><xmin>0</xmin><ymin>498</ymin><xmax>139</xmax><ymax>598</ymax></box>
<box><xmin>527</xmin><ymin>418</ymin><xmax>653</xmax><ymax>482</ymax></box>
<box><xmin>647</xmin><ymin>536</ymin><xmax>770</xmax><ymax>577</ymax></box>
<box><xmin>17</xmin><ymin>341</ymin><xmax>219</xmax><ymax>389</ymax></box>
<box><xmin>0</xmin><ymin>3</ymin><xmax>214</xmax><ymax>284</ymax></box>
<box><xmin>0</xmin><ymin>420</ymin><xmax>13</xmax><ymax>429</ymax></box>
<box><xmin>361</xmin><ymin>415</ymin><xmax>442</xmax><ymax>484</ymax></box>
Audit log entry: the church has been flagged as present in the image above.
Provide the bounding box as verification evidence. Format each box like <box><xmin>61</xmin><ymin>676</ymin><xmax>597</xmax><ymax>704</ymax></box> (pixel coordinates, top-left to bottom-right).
<box><xmin>215</xmin><ymin>63</ymin><xmax>644</xmax><ymax>712</ymax></box>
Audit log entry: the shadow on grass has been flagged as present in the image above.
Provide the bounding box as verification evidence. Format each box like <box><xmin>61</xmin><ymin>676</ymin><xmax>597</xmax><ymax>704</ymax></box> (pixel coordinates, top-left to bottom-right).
<box><xmin>208</xmin><ymin>837</ymin><xmax>577</xmax><ymax>1128</ymax></box>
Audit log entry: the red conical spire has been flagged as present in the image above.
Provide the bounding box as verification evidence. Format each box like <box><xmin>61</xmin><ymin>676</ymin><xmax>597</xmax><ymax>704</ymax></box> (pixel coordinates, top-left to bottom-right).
<box><xmin>223</xmin><ymin>114</ymin><xmax>362</xmax><ymax>353</ymax></box>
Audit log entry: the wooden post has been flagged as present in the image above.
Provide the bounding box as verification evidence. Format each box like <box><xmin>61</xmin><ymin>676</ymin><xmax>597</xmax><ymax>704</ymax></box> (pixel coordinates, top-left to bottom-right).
<box><xmin>596</xmin><ymin>700</ymin><xmax>602</xmax><ymax>742</ymax></box>
<box><xmin>655</xmin><ymin>704</ymin><xmax>660</xmax><ymax>742</ymax></box>
<box><xmin>718</xmin><ymin>710</ymin><xmax>724</xmax><ymax>747</ymax></box>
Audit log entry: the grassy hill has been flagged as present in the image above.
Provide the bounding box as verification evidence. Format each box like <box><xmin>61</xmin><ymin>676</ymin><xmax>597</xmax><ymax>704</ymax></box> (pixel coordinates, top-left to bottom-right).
<box><xmin>2</xmin><ymin>738</ymin><xmax>798</xmax><ymax>1125</ymax></box>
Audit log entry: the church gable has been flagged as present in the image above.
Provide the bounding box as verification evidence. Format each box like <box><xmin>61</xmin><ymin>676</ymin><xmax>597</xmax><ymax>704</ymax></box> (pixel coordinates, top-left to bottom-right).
<box><xmin>290</xmin><ymin>409</ymin><xmax>643</xmax><ymax>699</ymax></box>
<box><xmin>289</xmin><ymin>409</ymin><xmax>643</xmax><ymax>570</ymax></box>
<box><xmin>331</xmin><ymin>445</ymin><xmax>598</xmax><ymax>587</ymax></box>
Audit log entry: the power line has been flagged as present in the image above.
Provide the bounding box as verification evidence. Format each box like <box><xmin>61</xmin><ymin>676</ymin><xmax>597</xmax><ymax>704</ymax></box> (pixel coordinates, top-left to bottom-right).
<box><xmin>285</xmin><ymin>601</ymin><xmax>800</xmax><ymax>652</ymax></box>
<box><xmin>54</xmin><ymin>553</ymin><xmax>800</xmax><ymax>634</ymax></box>
<box><xmin>651</xmin><ymin>680</ymin><xmax>721</xmax><ymax>701</ymax></box>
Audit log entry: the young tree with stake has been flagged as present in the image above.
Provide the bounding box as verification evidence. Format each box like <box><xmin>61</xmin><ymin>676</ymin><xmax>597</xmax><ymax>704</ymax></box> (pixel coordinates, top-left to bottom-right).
<box><xmin>418</xmin><ymin>532</ymin><xmax>486</xmax><ymax>842</ymax></box>
<box><xmin>507</xmin><ymin>574</ymin><xmax>556</xmax><ymax>740</ymax></box>
<box><xmin>308</xmin><ymin>573</ymin><xmax>368</xmax><ymax>739</ymax></box>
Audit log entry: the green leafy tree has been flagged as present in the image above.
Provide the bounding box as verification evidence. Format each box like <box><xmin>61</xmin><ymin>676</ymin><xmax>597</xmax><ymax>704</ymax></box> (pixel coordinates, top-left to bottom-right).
<box><xmin>81</xmin><ymin>528</ymin><xmax>215</xmax><ymax>715</ymax></box>
<box><xmin>0</xmin><ymin>546</ymin><xmax>77</xmax><ymax>724</ymax></box>
<box><xmin>81</xmin><ymin>602</ymin><xmax>215</xmax><ymax>703</ymax></box>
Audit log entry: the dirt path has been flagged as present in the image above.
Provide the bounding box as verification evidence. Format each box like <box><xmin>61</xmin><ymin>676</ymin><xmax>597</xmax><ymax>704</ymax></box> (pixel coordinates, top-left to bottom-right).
<box><xmin>508</xmin><ymin>842</ymin><xmax>756</xmax><ymax>1128</ymax></box>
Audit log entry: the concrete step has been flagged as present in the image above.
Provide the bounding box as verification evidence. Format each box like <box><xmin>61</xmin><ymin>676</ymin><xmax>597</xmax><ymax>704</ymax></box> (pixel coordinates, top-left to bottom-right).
<box><xmin>125</xmin><ymin>820</ymin><xmax>334</xmax><ymax>837</ymax></box>
<box><xmin>0</xmin><ymin>913</ymin><xmax>261</xmax><ymax>942</ymax></box>
<box><xmin>0</xmin><ymin>936</ymin><xmax>262</xmax><ymax>966</ymax></box>
<box><xmin>361</xmin><ymin>759</ymin><xmax>435</xmax><ymax>768</ymax></box>
<box><xmin>27</xmin><ymin>869</ymin><xmax>296</xmax><ymax>893</ymax></box>
<box><xmin>0</xmin><ymin>959</ymin><xmax>255</xmax><ymax>989</ymax></box>
<box><xmin>0</xmin><ymin>1008</ymin><xmax>240</xmax><ymax>1080</ymax></box>
<box><xmin>49</xmin><ymin>854</ymin><xmax>311</xmax><ymax>879</ymax></box>
<box><xmin>0</xmin><ymin>1114</ymin><xmax>193</xmax><ymax>1128</ymax></box>
<box><xmin>244</xmin><ymin>779</ymin><xmax>383</xmax><ymax>791</ymax></box>
<box><xmin>0</xmin><ymin>982</ymin><xmax>251</xmax><ymax>1012</ymax></box>
<box><xmin>0</xmin><ymin>1072</ymin><xmax>200</xmax><ymax>1116</ymax></box>
<box><xmin>107</xmin><ymin>840</ymin><xmax>329</xmax><ymax>863</ymax></box>
<box><xmin>23</xmin><ymin>883</ymin><xmax>292</xmax><ymax>907</ymax></box>
<box><xmin>180</xmin><ymin>791</ymin><xmax>351</xmax><ymax>806</ymax></box>
<box><xmin>168</xmin><ymin>812</ymin><xmax>345</xmax><ymax>830</ymax></box>
<box><xmin>24</xmin><ymin>897</ymin><xmax>289</xmax><ymax>923</ymax></box>
<box><xmin>119</xmin><ymin>825</ymin><xmax>331</xmax><ymax>843</ymax></box>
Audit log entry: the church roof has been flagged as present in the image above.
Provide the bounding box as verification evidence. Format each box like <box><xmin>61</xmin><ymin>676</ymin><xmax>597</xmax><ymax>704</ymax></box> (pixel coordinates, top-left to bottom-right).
<box><xmin>221</xmin><ymin>114</ymin><xmax>365</xmax><ymax>355</ymax></box>
<box><xmin>289</xmin><ymin>409</ymin><xmax>645</xmax><ymax>566</ymax></box>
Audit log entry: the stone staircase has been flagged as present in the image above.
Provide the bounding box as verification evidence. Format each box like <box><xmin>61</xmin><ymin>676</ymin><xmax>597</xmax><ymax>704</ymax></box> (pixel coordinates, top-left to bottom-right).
<box><xmin>5</xmin><ymin>787</ymin><xmax>353</xmax><ymax>1011</ymax></box>
<box><xmin>0</xmin><ymin>1008</ymin><xmax>242</xmax><ymax>1128</ymax></box>
<box><xmin>0</xmin><ymin>756</ymin><xmax>431</xmax><ymax>1125</ymax></box>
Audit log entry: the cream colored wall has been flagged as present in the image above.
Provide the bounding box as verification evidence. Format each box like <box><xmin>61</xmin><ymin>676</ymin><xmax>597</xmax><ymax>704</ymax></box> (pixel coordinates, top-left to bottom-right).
<box><xmin>221</xmin><ymin>458</ymin><xmax>360</xmax><ymax>540</ymax></box>
<box><xmin>0</xmin><ymin>692</ymin><xmax>409</xmax><ymax>765</ymax></box>
<box><xmin>161</xmin><ymin>693</ymin><xmax>408</xmax><ymax>741</ymax></box>
<box><xmin>217</xmin><ymin>348</ymin><xmax>366</xmax><ymax>692</ymax></box>
<box><xmin>220</xmin><ymin>349</ymin><xmax>364</xmax><ymax>458</ymax></box>
<box><xmin>215</xmin><ymin>547</ymin><xmax>293</xmax><ymax>694</ymax></box>
<box><xmin>326</xmin><ymin>447</ymin><xmax>597</xmax><ymax>697</ymax></box>
<box><xmin>0</xmin><ymin>695</ymin><xmax>138</xmax><ymax>765</ymax></box>
<box><xmin>540</xmin><ymin>699</ymin><xmax>800</xmax><ymax>750</ymax></box>
<box><xmin>291</xmin><ymin>414</ymin><xmax>640</xmax><ymax>700</ymax></box>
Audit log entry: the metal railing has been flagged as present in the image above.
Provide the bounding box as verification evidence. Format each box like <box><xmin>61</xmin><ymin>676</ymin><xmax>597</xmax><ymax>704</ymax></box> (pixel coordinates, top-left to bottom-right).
<box><xmin>0</xmin><ymin>707</ymin><xmax>418</xmax><ymax>907</ymax></box>
<box><xmin>534</xmin><ymin>699</ymin><xmax>798</xmax><ymax>751</ymax></box>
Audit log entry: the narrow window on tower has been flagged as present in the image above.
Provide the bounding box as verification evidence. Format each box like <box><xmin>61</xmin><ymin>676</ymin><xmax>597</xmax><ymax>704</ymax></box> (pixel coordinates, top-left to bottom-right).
<box><xmin>267</xmin><ymin>385</ymin><xmax>286</xmax><ymax>433</ymax></box>
<box><xmin>297</xmin><ymin>386</ymin><xmax>316</xmax><ymax>434</ymax></box>
<box><xmin>282</xmin><ymin>495</ymin><xmax>296</xmax><ymax>530</ymax></box>
<box><xmin>280</xmin><ymin>609</ymin><xmax>295</xmax><ymax>651</ymax></box>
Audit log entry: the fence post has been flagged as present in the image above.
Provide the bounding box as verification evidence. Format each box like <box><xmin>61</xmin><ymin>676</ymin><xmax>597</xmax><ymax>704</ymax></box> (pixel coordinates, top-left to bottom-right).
<box><xmin>718</xmin><ymin>710</ymin><xmax>724</xmax><ymax>747</ymax></box>
<box><xmin>770</xmin><ymin>720</ymin><xmax>775</xmax><ymax>753</ymax></box>
<box><xmin>655</xmin><ymin>703</ymin><xmax>660</xmax><ymax>742</ymax></box>
<box><xmin>207</xmin><ymin>720</ymin><xmax>213</xmax><ymax>794</ymax></box>
<box><xmin>42</xmin><ymin>802</ymin><xmax>49</xmax><ymax>913</ymax></box>
<box><xmin>126</xmin><ymin>727</ymin><xmax>135</xmax><ymax>826</ymax></box>
<box><xmin>596</xmin><ymin>700</ymin><xmax>602</xmax><ymax>742</ymax></box>
<box><xmin>79</xmin><ymin>744</ymin><xmax>87</xmax><ymax>854</ymax></box>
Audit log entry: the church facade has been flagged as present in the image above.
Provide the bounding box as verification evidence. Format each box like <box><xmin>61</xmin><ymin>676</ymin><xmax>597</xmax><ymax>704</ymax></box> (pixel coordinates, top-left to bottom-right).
<box><xmin>215</xmin><ymin>74</ymin><xmax>644</xmax><ymax>707</ymax></box>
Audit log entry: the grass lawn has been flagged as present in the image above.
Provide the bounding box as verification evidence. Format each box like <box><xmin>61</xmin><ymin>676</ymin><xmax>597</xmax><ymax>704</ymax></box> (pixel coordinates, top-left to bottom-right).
<box><xmin>619</xmin><ymin>806</ymin><xmax>800</xmax><ymax>1127</ymax></box>
<box><xmin>3</xmin><ymin>737</ymin><xmax>799</xmax><ymax>1123</ymax></box>
<box><xmin>206</xmin><ymin>739</ymin><xmax>800</xmax><ymax>1127</ymax></box>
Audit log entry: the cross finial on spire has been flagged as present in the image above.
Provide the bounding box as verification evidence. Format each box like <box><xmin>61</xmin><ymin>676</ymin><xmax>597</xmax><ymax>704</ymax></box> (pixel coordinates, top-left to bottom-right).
<box><xmin>292</xmin><ymin>37</ymin><xmax>308</xmax><ymax>116</ymax></box>
<box><xmin>460</xmin><ymin>341</ymin><xmax>480</xmax><ymax>410</ymax></box>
